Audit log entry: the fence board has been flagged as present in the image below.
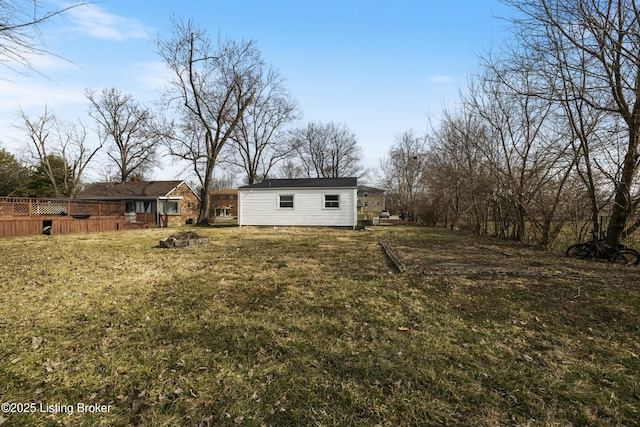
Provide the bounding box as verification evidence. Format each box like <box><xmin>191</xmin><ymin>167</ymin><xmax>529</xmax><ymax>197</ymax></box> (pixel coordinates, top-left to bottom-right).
<box><xmin>0</xmin><ymin>216</ymin><xmax>127</xmax><ymax>238</ymax></box>
<box><xmin>0</xmin><ymin>197</ymin><xmax>129</xmax><ymax>238</ymax></box>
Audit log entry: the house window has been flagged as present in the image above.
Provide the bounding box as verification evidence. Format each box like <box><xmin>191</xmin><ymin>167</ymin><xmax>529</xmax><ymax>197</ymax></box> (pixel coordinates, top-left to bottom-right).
<box><xmin>324</xmin><ymin>194</ymin><xmax>340</xmax><ymax>208</ymax></box>
<box><xmin>160</xmin><ymin>201</ymin><xmax>179</xmax><ymax>215</ymax></box>
<box><xmin>363</xmin><ymin>201</ymin><xmax>369</xmax><ymax>207</ymax></box>
<box><xmin>279</xmin><ymin>194</ymin><xmax>294</xmax><ymax>209</ymax></box>
<box><xmin>135</xmin><ymin>201</ymin><xmax>154</xmax><ymax>213</ymax></box>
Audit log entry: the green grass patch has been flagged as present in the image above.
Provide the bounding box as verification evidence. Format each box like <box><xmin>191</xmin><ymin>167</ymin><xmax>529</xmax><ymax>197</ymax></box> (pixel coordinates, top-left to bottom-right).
<box><xmin>0</xmin><ymin>226</ymin><xmax>638</xmax><ymax>426</ymax></box>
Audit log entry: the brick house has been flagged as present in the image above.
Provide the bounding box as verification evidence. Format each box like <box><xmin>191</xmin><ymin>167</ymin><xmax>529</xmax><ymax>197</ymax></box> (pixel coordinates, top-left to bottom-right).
<box><xmin>210</xmin><ymin>189</ymin><xmax>238</xmax><ymax>217</ymax></box>
<box><xmin>77</xmin><ymin>180</ymin><xmax>200</xmax><ymax>227</ymax></box>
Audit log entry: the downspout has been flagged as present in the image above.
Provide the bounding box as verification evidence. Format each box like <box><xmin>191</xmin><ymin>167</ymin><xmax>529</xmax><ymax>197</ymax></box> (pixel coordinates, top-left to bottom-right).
<box><xmin>353</xmin><ymin>187</ymin><xmax>357</xmax><ymax>230</ymax></box>
<box><xmin>237</xmin><ymin>190</ymin><xmax>242</xmax><ymax>227</ymax></box>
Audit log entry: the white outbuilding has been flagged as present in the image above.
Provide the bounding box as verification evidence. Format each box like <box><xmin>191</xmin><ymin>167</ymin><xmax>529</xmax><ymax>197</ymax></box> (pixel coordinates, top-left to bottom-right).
<box><xmin>237</xmin><ymin>178</ymin><xmax>358</xmax><ymax>228</ymax></box>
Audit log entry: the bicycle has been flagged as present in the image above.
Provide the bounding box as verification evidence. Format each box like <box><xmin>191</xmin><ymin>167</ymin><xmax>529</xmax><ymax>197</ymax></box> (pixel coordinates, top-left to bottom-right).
<box><xmin>566</xmin><ymin>232</ymin><xmax>640</xmax><ymax>265</ymax></box>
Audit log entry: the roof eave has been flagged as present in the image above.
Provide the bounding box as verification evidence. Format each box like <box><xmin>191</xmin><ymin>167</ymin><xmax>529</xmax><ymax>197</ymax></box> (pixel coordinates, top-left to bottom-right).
<box><xmin>239</xmin><ymin>185</ymin><xmax>357</xmax><ymax>191</ymax></box>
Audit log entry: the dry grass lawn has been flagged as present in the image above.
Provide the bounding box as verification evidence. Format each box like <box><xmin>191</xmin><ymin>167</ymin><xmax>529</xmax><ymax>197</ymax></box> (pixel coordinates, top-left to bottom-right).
<box><xmin>0</xmin><ymin>225</ymin><xmax>638</xmax><ymax>426</ymax></box>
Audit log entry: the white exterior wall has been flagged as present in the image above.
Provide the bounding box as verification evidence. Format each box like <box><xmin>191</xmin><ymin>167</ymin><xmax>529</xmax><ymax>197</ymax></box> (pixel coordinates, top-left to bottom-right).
<box><xmin>238</xmin><ymin>187</ymin><xmax>357</xmax><ymax>227</ymax></box>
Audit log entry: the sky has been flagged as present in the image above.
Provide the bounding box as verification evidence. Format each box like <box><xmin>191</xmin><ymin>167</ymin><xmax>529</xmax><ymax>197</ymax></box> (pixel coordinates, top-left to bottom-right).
<box><xmin>0</xmin><ymin>0</ymin><xmax>511</xmax><ymax>183</ymax></box>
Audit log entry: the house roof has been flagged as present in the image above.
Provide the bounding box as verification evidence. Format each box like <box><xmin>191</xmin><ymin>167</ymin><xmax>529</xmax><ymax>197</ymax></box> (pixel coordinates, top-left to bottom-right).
<box><xmin>358</xmin><ymin>185</ymin><xmax>385</xmax><ymax>193</ymax></box>
<box><xmin>211</xmin><ymin>189</ymin><xmax>238</xmax><ymax>195</ymax></box>
<box><xmin>77</xmin><ymin>180</ymin><xmax>189</xmax><ymax>200</ymax></box>
<box><xmin>239</xmin><ymin>177</ymin><xmax>357</xmax><ymax>189</ymax></box>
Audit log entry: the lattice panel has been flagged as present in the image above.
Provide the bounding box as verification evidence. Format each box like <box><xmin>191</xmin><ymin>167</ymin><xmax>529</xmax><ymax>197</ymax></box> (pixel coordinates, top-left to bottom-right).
<box><xmin>31</xmin><ymin>202</ymin><xmax>68</xmax><ymax>216</ymax></box>
<box><xmin>68</xmin><ymin>202</ymin><xmax>91</xmax><ymax>215</ymax></box>
<box><xmin>0</xmin><ymin>201</ymin><xmax>30</xmax><ymax>216</ymax></box>
<box><xmin>0</xmin><ymin>197</ymin><xmax>125</xmax><ymax>218</ymax></box>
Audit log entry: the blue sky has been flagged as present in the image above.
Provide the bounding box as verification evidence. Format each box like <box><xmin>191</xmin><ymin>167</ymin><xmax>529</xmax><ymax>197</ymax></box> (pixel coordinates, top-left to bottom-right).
<box><xmin>0</xmin><ymin>0</ymin><xmax>510</xmax><ymax>181</ymax></box>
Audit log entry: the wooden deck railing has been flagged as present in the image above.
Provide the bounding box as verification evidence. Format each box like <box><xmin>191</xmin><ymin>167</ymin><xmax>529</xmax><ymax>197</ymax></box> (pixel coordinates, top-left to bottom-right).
<box><xmin>0</xmin><ymin>197</ymin><xmax>124</xmax><ymax>218</ymax></box>
<box><xmin>123</xmin><ymin>212</ymin><xmax>156</xmax><ymax>224</ymax></box>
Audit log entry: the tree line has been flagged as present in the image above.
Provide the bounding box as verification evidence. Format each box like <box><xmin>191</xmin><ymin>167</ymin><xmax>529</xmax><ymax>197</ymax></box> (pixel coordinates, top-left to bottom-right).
<box><xmin>1</xmin><ymin>9</ymin><xmax>367</xmax><ymax>224</ymax></box>
<box><xmin>379</xmin><ymin>0</ymin><xmax>640</xmax><ymax>246</ymax></box>
<box><xmin>6</xmin><ymin>0</ymin><xmax>638</xmax><ymax>244</ymax></box>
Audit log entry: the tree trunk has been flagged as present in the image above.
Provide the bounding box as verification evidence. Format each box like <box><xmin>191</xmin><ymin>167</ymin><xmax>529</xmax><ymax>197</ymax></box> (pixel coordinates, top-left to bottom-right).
<box><xmin>606</xmin><ymin>130</ymin><xmax>639</xmax><ymax>244</ymax></box>
<box><xmin>197</xmin><ymin>154</ymin><xmax>216</xmax><ymax>225</ymax></box>
<box><xmin>198</xmin><ymin>186</ymin><xmax>211</xmax><ymax>225</ymax></box>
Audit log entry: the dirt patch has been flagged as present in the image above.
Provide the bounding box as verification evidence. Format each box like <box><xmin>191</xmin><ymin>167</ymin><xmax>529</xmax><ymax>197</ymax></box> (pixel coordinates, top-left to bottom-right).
<box><xmin>382</xmin><ymin>234</ymin><xmax>635</xmax><ymax>282</ymax></box>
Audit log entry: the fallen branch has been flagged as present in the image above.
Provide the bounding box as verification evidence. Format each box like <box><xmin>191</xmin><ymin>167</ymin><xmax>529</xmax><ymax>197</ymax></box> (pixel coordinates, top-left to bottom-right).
<box><xmin>379</xmin><ymin>239</ymin><xmax>406</xmax><ymax>273</ymax></box>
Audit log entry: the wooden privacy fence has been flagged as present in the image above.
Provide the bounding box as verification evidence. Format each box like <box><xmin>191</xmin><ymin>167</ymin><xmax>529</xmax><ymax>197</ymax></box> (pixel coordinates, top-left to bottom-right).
<box><xmin>0</xmin><ymin>197</ymin><xmax>127</xmax><ymax>238</ymax></box>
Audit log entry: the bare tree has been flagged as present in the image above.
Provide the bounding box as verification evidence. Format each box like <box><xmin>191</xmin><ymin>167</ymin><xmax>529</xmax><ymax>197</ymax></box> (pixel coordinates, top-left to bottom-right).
<box><xmin>19</xmin><ymin>106</ymin><xmax>59</xmax><ymax>195</ymax></box>
<box><xmin>86</xmin><ymin>87</ymin><xmax>158</xmax><ymax>182</ymax></box>
<box><xmin>427</xmin><ymin>110</ymin><xmax>493</xmax><ymax>233</ymax></box>
<box><xmin>229</xmin><ymin>66</ymin><xmax>300</xmax><ymax>184</ymax></box>
<box><xmin>56</xmin><ymin>117</ymin><xmax>101</xmax><ymax>196</ymax></box>
<box><xmin>156</xmin><ymin>18</ymin><xmax>261</xmax><ymax>224</ymax></box>
<box><xmin>502</xmin><ymin>0</ymin><xmax>640</xmax><ymax>244</ymax></box>
<box><xmin>378</xmin><ymin>130</ymin><xmax>428</xmax><ymax>222</ymax></box>
<box><xmin>462</xmin><ymin>62</ymin><xmax>575</xmax><ymax>243</ymax></box>
<box><xmin>288</xmin><ymin>121</ymin><xmax>364</xmax><ymax>178</ymax></box>
<box><xmin>210</xmin><ymin>171</ymin><xmax>238</xmax><ymax>191</ymax></box>
<box><xmin>0</xmin><ymin>0</ymin><xmax>88</xmax><ymax>73</ymax></box>
<box><xmin>19</xmin><ymin>105</ymin><xmax>101</xmax><ymax>196</ymax></box>
<box><xmin>277</xmin><ymin>157</ymin><xmax>304</xmax><ymax>179</ymax></box>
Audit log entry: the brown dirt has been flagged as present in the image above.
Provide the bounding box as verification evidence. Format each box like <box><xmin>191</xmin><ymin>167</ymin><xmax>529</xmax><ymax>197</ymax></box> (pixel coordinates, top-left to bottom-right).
<box><xmin>385</xmin><ymin>233</ymin><xmax>638</xmax><ymax>284</ymax></box>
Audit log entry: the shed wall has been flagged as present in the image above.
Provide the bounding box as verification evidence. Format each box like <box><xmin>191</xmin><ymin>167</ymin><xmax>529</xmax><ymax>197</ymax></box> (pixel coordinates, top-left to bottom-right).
<box><xmin>238</xmin><ymin>188</ymin><xmax>357</xmax><ymax>227</ymax></box>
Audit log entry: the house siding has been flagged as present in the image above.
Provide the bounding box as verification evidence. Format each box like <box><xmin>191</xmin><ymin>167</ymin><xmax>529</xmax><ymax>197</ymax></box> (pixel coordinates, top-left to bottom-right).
<box><xmin>357</xmin><ymin>186</ymin><xmax>385</xmax><ymax>213</ymax></box>
<box><xmin>238</xmin><ymin>187</ymin><xmax>357</xmax><ymax>227</ymax></box>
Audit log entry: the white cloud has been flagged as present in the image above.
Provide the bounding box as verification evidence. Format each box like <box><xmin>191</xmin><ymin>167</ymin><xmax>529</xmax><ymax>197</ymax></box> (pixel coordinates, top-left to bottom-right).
<box><xmin>131</xmin><ymin>61</ymin><xmax>171</xmax><ymax>92</ymax></box>
<box><xmin>0</xmin><ymin>74</ymin><xmax>88</xmax><ymax>151</ymax></box>
<box><xmin>65</xmin><ymin>4</ymin><xmax>151</xmax><ymax>41</ymax></box>
<box><xmin>0</xmin><ymin>77</ymin><xmax>84</xmax><ymax>112</ymax></box>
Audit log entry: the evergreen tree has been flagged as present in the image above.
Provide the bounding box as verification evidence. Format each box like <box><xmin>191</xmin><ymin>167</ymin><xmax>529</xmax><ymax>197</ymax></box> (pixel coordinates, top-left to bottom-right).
<box><xmin>0</xmin><ymin>148</ymin><xmax>28</xmax><ymax>196</ymax></box>
<box><xmin>22</xmin><ymin>155</ymin><xmax>70</xmax><ymax>198</ymax></box>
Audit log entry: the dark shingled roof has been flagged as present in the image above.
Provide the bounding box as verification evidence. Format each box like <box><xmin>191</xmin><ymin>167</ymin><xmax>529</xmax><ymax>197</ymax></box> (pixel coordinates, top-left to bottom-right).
<box><xmin>76</xmin><ymin>181</ymin><xmax>186</xmax><ymax>200</ymax></box>
<box><xmin>358</xmin><ymin>185</ymin><xmax>385</xmax><ymax>193</ymax></box>
<box><xmin>239</xmin><ymin>177</ymin><xmax>357</xmax><ymax>189</ymax></box>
